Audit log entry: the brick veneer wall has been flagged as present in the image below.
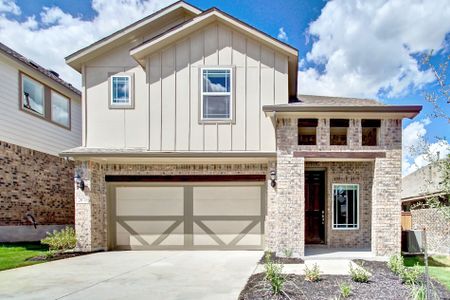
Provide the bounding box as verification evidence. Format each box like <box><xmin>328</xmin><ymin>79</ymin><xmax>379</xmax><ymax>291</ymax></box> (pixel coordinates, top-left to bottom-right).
<box><xmin>0</xmin><ymin>140</ymin><xmax>74</xmax><ymax>226</ymax></box>
<box><xmin>306</xmin><ymin>161</ymin><xmax>373</xmax><ymax>249</ymax></box>
<box><xmin>74</xmin><ymin>161</ymin><xmax>272</xmax><ymax>251</ymax></box>
<box><xmin>274</xmin><ymin>117</ymin><xmax>402</xmax><ymax>257</ymax></box>
<box><xmin>411</xmin><ymin>208</ymin><xmax>450</xmax><ymax>255</ymax></box>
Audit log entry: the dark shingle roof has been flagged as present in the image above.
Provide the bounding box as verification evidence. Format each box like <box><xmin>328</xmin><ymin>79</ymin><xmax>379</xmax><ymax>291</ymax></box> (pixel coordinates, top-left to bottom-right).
<box><xmin>0</xmin><ymin>42</ymin><xmax>81</xmax><ymax>96</ymax></box>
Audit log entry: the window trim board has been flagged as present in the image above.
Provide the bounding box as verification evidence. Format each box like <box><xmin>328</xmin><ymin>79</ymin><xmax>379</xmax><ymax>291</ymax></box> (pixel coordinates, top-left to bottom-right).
<box><xmin>18</xmin><ymin>71</ymin><xmax>72</xmax><ymax>130</ymax></box>
<box><xmin>108</xmin><ymin>72</ymin><xmax>135</xmax><ymax>109</ymax></box>
<box><xmin>331</xmin><ymin>183</ymin><xmax>360</xmax><ymax>230</ymax></box>
<box><xmin>199</xmin><ymin>66</ymin><xmax>236</xmax><ymax>124</ymax></box>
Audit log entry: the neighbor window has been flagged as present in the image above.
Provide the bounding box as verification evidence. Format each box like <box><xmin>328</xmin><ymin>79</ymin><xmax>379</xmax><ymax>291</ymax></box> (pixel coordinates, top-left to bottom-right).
<box><xmin>51</xmin><ymin>91</ymin><xmax>70</xmax><ymax>128</ymax></box>
<box><xmin>362</xmin><ymin>119</ymin><xmax>381</xmax><ymax>146</ymax></box>
<box><xmin>19</xmin><ymin>72</ymin><xmax>71</xmax><ymax>129</ymax></box>
<box><xmin>22</xmin><ymin>74</ymin><xmax>45</xmax><ymax>116</ymax></box>
<box><xmin>110</xmin><ymin>75</ymin><xmax>133</xmax><ymax>107</ymax></box>
<box><xmin>333</xmin><ymin>184</ymin><xmax>359</xmax><ymax>229</ymax></box>
<box><xmin>201</xmin><ymin>68</ymin><xmax>232</xmax><ymax>120</ymax></box>
<box><xmin>330</xmin><ymin>119</ymin><xmax>349</xmax><ymax>145</ymax></box>
<box><xmin>298</xmin><ymin>119</ymin><xmax>318</xmax><ymax>145</ymax></box>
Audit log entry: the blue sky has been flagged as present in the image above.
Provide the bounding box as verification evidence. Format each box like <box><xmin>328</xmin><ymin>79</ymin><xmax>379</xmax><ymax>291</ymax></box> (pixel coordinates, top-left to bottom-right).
<box><xmin>1</xmin><ymin>0</ymin><xmax>449</xmax><ymax>174</ymax></box>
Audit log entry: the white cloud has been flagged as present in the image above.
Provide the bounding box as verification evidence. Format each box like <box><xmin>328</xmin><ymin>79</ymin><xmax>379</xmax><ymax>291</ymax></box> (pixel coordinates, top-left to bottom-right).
<box><xmin>277</xmin><ymin>27</ymin><xmax>288</xmax><ymax>42</ymax></box>
<box><xmin>299</xmin><ymin>0</ymin><xmax>450</xmax><ymax>98</ymax></box>
<box><xmin>0</xmin><ymin>0</ymin><xmax>20</xmax><ymax>15</ymax></box>
<box><xmin>402</xmin><ymin>118</ymin><xmax>450</xmax><ymax>176</ymax></box>
<box><xmin>0</xmin><ymin>0</ymin><xmax>175</xmax><ymax>88</ymax></box>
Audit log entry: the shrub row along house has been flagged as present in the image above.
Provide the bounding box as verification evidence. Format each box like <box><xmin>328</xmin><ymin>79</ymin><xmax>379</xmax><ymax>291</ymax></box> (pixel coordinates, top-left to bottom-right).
<box><xmin>0</xmin><ymin>42</ymin><xmax>81</xmax><ymax>241</ymax></box>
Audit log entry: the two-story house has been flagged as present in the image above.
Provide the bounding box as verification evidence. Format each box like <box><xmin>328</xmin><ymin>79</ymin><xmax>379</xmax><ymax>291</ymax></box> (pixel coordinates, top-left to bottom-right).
<box><xmin>62</xmin><ymin>1</ymin><xmax>421</xmax><ymax>257</ymax></box>
<box><xmin>0</xmin><ymin>42</ymin><xmax>81</xmax><ymax>242</ymax></box>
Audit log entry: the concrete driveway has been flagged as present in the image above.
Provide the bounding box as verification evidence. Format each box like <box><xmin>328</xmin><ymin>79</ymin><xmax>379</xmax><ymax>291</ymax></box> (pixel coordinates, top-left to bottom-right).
<box><xmin>0</xmin><ymin>251</ymin><xmax>262</xmax><ymax>300</ymax></box>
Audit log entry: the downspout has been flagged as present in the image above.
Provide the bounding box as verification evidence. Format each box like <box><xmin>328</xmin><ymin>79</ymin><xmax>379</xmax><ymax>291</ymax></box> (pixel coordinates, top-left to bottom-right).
<box><xmin>81</xmin><ymin>64</ymin><xmax>87</xmax><ymax>147</ymax></box>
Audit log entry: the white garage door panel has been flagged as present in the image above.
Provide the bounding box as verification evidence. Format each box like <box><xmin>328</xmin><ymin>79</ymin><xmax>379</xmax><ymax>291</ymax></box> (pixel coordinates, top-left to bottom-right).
<box><xmin>112</xmin><ymin>183</ymin><xmax>264</xmax><ymax>250</ymax></box>
<box><xmin>193</xmin><ymin>186</ymin><xmax>261</xmax><ymax>216</ymax></box>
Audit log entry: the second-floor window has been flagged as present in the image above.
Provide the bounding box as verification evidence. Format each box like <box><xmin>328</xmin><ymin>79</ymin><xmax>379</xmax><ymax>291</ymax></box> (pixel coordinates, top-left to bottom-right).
<box><xmin>362</xmin><ymin>119</ymin><xmax>380</xmax><ymax>146</ymax></box>
<box><xmin>201</xmin><ymin>68</ymin><xmax>232</xmax><ymax>120</ymax></box>
<box><xmin>110</xmin><ymin>75</ymin><xmax>133</xmax><ymax>107</ymax></box>
<box><xmin>330</xmin><ymin>119</ymin><xmax>349</xmax><ymax>145</ymax></box>
<box><xmin>20</xmin><ymin>73</ymin><xmax>71</xmax><ymax>129</ymax></box>
<box><xmin>298</xmin><ymin>118</ymin><xmax>318</xmax><ymax>145</ymax></box>
<box><xmin>22</xmin><ymin>75</ymin><xmax>45</xmax><ymax>116</ymax></box>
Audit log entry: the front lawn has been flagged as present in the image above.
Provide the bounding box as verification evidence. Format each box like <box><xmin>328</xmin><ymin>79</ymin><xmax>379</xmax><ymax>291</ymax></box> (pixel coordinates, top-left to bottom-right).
<box><xmin>0</xmin><ymin>242</ymin><xmax>48</xmax><ymax>271</ymax></box>
<box><xmin>404</xmin><ymin>255</ymin><xmax>450</xmax><ymax>291</ymax></box>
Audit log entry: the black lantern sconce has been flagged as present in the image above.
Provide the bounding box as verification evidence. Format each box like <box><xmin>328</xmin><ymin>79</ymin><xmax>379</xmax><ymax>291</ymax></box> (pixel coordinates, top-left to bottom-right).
<box><xmin>270</xmin><ymin>170</ymin><xmax>277</xmax><ymax>187</ymax></box>
<box><xmin>75</xmin><ymin>174</ymin><xmax>85</xmax><ymax>191</ymax></box>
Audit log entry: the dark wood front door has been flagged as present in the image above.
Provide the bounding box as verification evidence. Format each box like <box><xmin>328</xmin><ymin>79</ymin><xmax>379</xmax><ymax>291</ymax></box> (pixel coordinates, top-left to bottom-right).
<box><xmin>305</xmin><ymin>171</ymin><xmax>325</xmax><ymax>244</ymax></box>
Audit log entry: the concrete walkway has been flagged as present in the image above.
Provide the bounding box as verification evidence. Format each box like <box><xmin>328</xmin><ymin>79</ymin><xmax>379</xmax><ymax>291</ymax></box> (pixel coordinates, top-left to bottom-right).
<box><xmin>0</xmin><ymin>251</ymin><xmax>262</xmax><ymax>300</ymax></box>
<box><xmin>254</xmin><ymin>259</ymin><xmax>358</xmax><ymax>275</ymax></box>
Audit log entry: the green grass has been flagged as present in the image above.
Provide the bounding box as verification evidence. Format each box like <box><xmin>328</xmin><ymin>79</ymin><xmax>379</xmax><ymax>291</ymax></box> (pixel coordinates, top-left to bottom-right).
<box><xmin>404</xmin><ymin>255</ymin><xmax>450</xmax><ymax>291</ymax></box>
<box><xmin>0</xmin><ymin>242</ymin><xmax>48</xmax><ymax>271</ymax></box>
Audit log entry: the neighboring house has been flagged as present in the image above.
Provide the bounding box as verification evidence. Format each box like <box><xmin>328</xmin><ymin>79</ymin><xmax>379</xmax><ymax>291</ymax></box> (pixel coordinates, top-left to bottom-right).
<box><xmin>402</xmin><ymin>161</ymin><xmax>450</xmax><ymax>254</ymax></box>
<box><xmin>62</xmin><ymin>1</ymin><xmax>421</xmax><ymax>257</ymax></box>
<box><xmin>0</xmin><ymin>42</ymin><xmax>82</xmax><ymax>242</ymax></box>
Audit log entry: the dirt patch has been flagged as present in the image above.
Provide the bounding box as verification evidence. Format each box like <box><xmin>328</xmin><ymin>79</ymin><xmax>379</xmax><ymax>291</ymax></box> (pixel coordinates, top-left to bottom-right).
<box><xmin>27</xmin><ymin>251</ymin><xmax>92</xmax><ymax>262</ymax></box>
<box><xmin>240</xmin><ymin>259</ymin><xmax>450</xmax><ymax>299</ymax></box>
<box><xmin>259</xmin><ymin>252</ymin><xmax>304</xmax><ymax>264</ymax></box>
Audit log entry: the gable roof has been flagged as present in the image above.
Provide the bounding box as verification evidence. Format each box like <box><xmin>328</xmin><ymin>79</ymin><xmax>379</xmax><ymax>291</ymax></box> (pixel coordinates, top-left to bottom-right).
<box><xmin>0</xmin><ymin>42</ymin><xmax>81</xmax><ymax>96</ymax></box>
<box><xmin>66</xmin><ymin>1</ymin><xmax>202</xmax><ymax>72</ymax></box>
<box><xmin>130</xmin><ymin>7</ymin><xmax>298</xmax><ymax>62</ymax></box>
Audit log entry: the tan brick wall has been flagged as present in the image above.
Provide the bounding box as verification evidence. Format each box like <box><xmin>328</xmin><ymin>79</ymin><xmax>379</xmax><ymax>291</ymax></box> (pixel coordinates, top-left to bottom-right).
<box><xmin>274</xmin><ymin>117</ymin><xmax>402</xmax><ymax>257</ymax></box>
<box><xmin>411</xmin><ymin>208</ymin><xmax>450</xmax><ymax>255</ymax></box>
<box><xmin>74</xmin><ymin>161</ymin><xmax>272</xmax><ymax>251</ymax></box>
<box><xmin>0</xmin><ymin>140</ymin><xmax>74</xmax><ymax>226</ymax></box>
<box><xmin>306</xmin><ymin>161</ymin><xmax>373</xmax><ymax>249</ymax></box>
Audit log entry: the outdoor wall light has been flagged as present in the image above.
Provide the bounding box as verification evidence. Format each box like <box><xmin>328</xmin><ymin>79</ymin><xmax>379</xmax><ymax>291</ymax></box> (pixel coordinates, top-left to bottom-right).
<box><xmin>75</xmin><ymin>174</ymin><xmax>85</xmax><ymax>191</ymax></box>
<box><xmin>270</xmin><ymin>170</ymin><xmax>277</xmax><ymax>187</ymax></box>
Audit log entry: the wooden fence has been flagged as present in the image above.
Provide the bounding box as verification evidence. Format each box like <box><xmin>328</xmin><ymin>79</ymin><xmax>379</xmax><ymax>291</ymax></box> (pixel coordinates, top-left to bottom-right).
<box><xmin>401</xmin><ymin>211</ymin><xmax>412</xmax><ymax>230</ymax></box>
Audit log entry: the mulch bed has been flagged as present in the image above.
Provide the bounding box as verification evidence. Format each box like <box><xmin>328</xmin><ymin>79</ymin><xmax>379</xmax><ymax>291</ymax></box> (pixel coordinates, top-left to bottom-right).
<box><xmin>27</xmin><ymin>251</ymin><xmax>92</xmax><ymax>262</ymax></box>
<box><xmin>239</xmin><ymin>259</ymin><xmax>450</xmax><ymax>300</ymax></box>
<box><xmin>259</xmin><ymin>252</ymin><xmax>304</xmax><ymax>264</ymax></box>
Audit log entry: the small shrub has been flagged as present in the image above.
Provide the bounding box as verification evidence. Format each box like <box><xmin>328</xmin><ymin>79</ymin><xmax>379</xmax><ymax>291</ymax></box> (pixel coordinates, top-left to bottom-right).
<box><xmin>349</xmin><ymin>262</ymin><xmax>370</xmax><ymax>283</ymax></box>
<box><xmin>283</xmin><ymin>248</ymin><xmax>293</xmax><ymax>258</ymax></box>
<box><xmin>400</xmin><ymin>264</ymin><xmax>423</xmax><ymax>285</ymax></box>
<box><xmin>339</xmin><ymin>282</ymin><xmax>351</xmax><ymax>298</ymax></box>
<box><xmin>388</xmin><ymin>254</ymin><xmax>405</xmax><ymax>275</ymax></box>
<box><xmin>41</xmin><ymin>227</ymin><xmax>77</xmax><ymax>251</ymax></box>
<box><xmin>44</xmin><ymin>250</ymin><xmax>56</xmax><ymax>259</ymax></box>
<box><xmin>410</xmin><ymin>284</ymin><xmax>426</xmax><ymax>300</ymax></box>
<box><xmin>264</xmin><ymin>253</ymin><xmax>285</xmax><ymax>294</ymax></box>
<box><xmin>305</xmin><ymin>263</ymin><xmax>321</xmax><ymax>282</ymax></box>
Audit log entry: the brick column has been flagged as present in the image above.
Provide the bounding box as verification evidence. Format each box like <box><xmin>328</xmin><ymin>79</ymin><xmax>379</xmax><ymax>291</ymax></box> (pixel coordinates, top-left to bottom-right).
<box><xmin>74</xmin><ymin>161</ymin><xmax>107</xmax><ymax>252</ymax></box>
<box><xmin>268</xmin><ymin>117</ymin><xmax>305</xmax><ymax>257</ymax></box>
<box><xmin>372</xmin><ymin>150</ymin><xmax>402</xmax><ymax>256</ymax></box>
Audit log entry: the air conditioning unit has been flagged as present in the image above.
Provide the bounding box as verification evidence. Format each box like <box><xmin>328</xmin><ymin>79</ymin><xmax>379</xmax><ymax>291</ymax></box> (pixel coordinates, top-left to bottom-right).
<box><xmin>401</xmin><ymin>230</ymin><xmax>423</xmax><ymax>254</ymax></box>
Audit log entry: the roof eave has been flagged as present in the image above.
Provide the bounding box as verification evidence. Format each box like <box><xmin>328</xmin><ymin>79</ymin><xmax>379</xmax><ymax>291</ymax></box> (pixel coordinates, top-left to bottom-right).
<box><xmin>262</xmin><ymin>105</ymin><xmax>422</xmax><ymax>119</ymax></box>
<box><xmin>65</xmin><ymin>1</ymin><xmax>202</xmax><ymax>72</ymax></box>
<box><xmin>130</xmin><ymin>9</ymin><xmax>298</xmax><ymax>65</ymax></box>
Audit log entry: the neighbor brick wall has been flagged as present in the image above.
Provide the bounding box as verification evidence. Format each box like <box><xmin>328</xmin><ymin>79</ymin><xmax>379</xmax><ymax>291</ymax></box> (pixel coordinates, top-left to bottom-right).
<box><xmin>0</xmin><ymin>140</ymin><xmax>74</xmax><ymax>226</ymax></box>
<box><xmin>74</xmin><ymin>161</ymin><xmax>272</xmax><ymax>252</ymax></box>
<box><xmin>411</xmin><ymin>208</ymin><xmax>450</xmax><ymax>255</ymax></box>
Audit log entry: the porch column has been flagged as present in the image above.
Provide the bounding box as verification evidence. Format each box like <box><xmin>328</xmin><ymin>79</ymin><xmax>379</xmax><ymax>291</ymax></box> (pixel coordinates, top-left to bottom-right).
<box><xmin>270</xmin><ymin>117</ymin><xmax>305</xmax><ymax>257</ymax></box>
<box><xmin>372</xmin><ymin>150</ymin><xmax>402</xmax><ymax>256</ymax></box>
<box><xmin>74</xmin><ymin>161</ymin><xmax>107</xmax><ymax>252</ymax></box>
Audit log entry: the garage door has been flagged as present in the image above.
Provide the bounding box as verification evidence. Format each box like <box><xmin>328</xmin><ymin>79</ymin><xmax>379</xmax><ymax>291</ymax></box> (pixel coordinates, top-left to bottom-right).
<box><xmin>109</xmin><ymin>180</ymin><xmax>265</xmax><ymax>250</ymax></box>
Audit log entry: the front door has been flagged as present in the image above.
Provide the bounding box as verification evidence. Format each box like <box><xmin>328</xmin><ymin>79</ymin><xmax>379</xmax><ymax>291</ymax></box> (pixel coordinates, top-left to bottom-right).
<box><xmin>305</xmin><ymin>171</ymin><xmax>325</xmax><ymax>244</ymax></box>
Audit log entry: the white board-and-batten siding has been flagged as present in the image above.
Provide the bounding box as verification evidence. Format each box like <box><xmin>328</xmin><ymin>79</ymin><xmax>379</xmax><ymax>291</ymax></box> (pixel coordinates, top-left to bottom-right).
<box><xmin>0</xmin><ymin>57</ymin><xmax>82</xmax><ymax>156</ymax></box>
<box><xmin>85</xmin><ymin>22</ymin><xmax>289</xmax><ymax>152</ymax></box>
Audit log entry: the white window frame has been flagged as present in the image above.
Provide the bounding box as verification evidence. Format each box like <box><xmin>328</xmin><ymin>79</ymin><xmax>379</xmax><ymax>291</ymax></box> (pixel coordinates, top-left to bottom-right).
<box><xmin>109</xmin><ymin>74</ymin><xmax>134</xmax><ymax>108</ymax></box>
<box><xmin>22</xmin><ymin>74</ymin><xmax>45</xmax><ymax>116</ymax></box>
<box><xmin>332</xmin><ymin>183</ymin><xmax>359</xmax><ymax>230</ymax></box>
<box><xmin>200</xmin><ymin>67</ymin><xmax>233</xmax><ymax>121</ymax></box>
